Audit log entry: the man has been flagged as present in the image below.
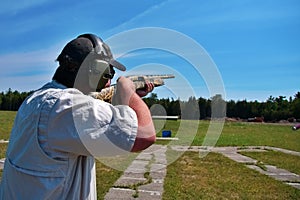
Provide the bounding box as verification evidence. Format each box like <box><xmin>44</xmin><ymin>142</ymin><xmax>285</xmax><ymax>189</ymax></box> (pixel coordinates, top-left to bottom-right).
<box><xmin>0</xmin><ymin>33</ymin><xmax>156</xmax><ymax>199</ymax></box>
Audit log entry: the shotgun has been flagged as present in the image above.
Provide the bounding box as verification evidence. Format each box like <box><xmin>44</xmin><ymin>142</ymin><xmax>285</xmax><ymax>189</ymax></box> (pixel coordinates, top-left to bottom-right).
<box><xmin>89</xmin><ymin>74</ymin><xmax>175</xmax><ymax>103</ymax></box>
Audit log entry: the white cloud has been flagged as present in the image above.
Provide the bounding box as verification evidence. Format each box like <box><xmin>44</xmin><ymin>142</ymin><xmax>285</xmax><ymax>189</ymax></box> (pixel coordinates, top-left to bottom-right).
<box><xmin>106</xmin><ymin>0</ymin><xmax>171</xmax><ymax>34</ymax></box>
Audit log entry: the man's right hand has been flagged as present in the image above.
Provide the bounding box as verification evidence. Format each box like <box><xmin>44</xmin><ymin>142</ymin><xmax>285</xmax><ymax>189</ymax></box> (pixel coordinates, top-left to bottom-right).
<box><xmin>112</xmin><ymin>76</ymin><xmax>156</xmax><ymax>152</ymax></box>
<box><xmin>112</xmin><ymin>76</ymin><xmax>135</xmax><ymax>105</ymax></box>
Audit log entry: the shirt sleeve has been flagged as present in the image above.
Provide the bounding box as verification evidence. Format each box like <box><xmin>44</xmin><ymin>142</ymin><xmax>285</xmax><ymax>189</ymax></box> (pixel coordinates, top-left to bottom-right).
<box><xmin>45</xmin><ymin>90</ymin><xmax>138</xmax><ymax>158</ymax></box>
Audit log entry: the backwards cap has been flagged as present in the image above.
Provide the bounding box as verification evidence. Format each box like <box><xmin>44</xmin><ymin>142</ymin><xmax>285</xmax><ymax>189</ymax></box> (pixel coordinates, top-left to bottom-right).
<box><xmin>57</xmin><ymin>33</ymin><xmax>126</xmax><ymax>71</ymax></box>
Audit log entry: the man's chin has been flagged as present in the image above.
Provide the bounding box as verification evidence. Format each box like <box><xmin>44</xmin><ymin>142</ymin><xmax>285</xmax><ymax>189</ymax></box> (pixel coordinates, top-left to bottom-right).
<box><xmin>95</xmin><ymin>82</ymin><xmax>111</xmax><ymax>92</ymax></box>
<box><xmin>104</xmin><ymin>80</ymin><xmax>111</xmax><ymax>88</ymax></box>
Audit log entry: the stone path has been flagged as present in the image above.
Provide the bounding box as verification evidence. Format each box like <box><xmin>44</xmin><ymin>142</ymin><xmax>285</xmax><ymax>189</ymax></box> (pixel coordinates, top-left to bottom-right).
<box><xmin>105</xmin><ymin>145</ymin><xmax>300</xmax><ymax>199</ymax></box>
<box><xmin>105</xmin><ymin>145</ymin><xmax>167</xmax><ymax>200</ymax></box>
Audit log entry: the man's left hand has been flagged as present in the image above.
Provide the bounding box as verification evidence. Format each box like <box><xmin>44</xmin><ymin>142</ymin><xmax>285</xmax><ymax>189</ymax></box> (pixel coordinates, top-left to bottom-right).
<box><xmin>136</xmin><ymin>82</ymin><xmax>154</xmax><ymax>97</ymax></box>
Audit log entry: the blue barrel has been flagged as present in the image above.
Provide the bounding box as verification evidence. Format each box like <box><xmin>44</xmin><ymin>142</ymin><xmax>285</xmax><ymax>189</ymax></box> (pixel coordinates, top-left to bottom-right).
<box><xmin>162</xmin><ymin>130</ymin><xmax>172</xmax><ymax>137</ymax></box>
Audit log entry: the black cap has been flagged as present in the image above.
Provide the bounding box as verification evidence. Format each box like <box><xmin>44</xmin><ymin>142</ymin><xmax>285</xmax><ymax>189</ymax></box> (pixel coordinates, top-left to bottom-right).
<box><xmin>57</xmin><ymin>34</ymin><xmax>126</xmax><ymax>71</ymax></box>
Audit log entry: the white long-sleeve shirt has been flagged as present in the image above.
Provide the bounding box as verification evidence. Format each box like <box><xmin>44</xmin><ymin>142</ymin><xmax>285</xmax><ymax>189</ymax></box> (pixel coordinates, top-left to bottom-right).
<box><xmin>0</xmin><ymin>81</ymin><xmax>138</xmax><ymax>200</ymax></box>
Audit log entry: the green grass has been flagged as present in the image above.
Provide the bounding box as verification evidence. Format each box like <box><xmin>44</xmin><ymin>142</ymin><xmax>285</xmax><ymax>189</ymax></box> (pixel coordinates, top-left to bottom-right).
<box><xmin>217</xmin><ymin>122</ymin><xmax>300</xmax><ymax>151</ymax></box>
<box><xmin>163</xmin><ymin>151</ymin><xmax>300</xmax><ymax>200</ymax></box>
<box><xmin>0</xmin><ymin>111</ymin><xmax>16</xmax><ymax>140</ymax></box>
<box><xmin>1</xmin><ymin>111</ymin><xmax>300</xmax><ymax>199</ymax></box>
<box><xmin>240</xmin><ymin>150</ymin><xmax>300</xmax><ymax>175</ymax></box>
<box><xmin>95</xmin><ymin>161</ymin><xmax>123</xmax><ymax>200</ymax></box>
<box><xmin>155</xmin><ymin>120</ymin><xmax>300</xmax><ymax>152</ymax></box>
<box><xmin>0</xmin><ymin>143</ymin><xmax>8</xmax><ymax>158</ymax></box>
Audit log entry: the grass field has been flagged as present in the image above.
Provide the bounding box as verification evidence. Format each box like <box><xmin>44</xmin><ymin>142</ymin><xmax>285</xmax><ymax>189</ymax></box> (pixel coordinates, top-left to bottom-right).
<box><xmin>155</xmin><ymin>119</ymin><xmax>300</xmax><ymax>152</ymax></box>
<box><xmin>0</xmin><ymin>111</ymin><xmax>16</xmax><ymax>140</ymax></box>
<box><xmin>164</xmin><ymin>151</ymin><xmax>300</xmax><ymax>200</ymax></box>
<box><xmin>1</xmin><ymin>110</ymin><xmax>300</xmax><ymax>199</ymax></box>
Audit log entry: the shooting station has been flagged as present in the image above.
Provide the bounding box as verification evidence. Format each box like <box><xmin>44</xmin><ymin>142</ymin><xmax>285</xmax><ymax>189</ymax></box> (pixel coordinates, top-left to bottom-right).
<box><xmin>152</xmin><ymin>115</ymin><xmax>179</xmax><ymax>141</ymax></box>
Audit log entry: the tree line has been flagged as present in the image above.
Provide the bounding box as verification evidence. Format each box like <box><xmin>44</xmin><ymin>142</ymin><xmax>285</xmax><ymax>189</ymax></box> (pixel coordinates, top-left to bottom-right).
<box><xmin>0</xmin><ymin>89</ymin><xmax>33</xmax><ymax>111</ymax></box>
<box><xmin>143</xmin><ymin>92</ymin><xmax>300</xmax><ymax>122</ymax></box>
<box><xmin>1</xmin><ymin>88</ymin><xmax>299</xmax><ymax>122</ymax></box>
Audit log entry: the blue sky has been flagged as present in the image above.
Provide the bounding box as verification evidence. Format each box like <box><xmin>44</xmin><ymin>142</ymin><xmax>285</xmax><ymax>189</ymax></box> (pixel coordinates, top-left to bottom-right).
<box><xmin>0</xmin><ymin>0</ymin><xmax>299</xmax><ymax>102</ymax></box>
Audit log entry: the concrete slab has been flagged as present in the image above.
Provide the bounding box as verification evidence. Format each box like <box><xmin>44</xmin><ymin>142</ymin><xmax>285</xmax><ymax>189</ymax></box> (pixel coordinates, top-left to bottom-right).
<box><xmin>104</xmin><ymin>188</ymin><xmax>136</xmax><ymax>200</ymax></box>
<box><xmin>265</xmin><ymin>165</ymin><xmax>300</xmax><ymax>182</ymax></box>
<box><xmin>136</xmin><ymin>153</ymin><xmax>153</xmax><ymax>161</ymax></box>
<box><xmin>221</xmin><ymin>152</ymin><xmax>257</xmax><ymax>164</ymax></box>
<box><xmin>170</xmin><ymin>145</ymin><xmax>189</xmax><ymax>152</ymax></box>
<box><xmin>122</xmin><ymin>172</ymin><xmax>145</xmax><ymax>179</ymax></box>
<box><xmin>212</xmin><ymin>147</ymin><xmax>238</xmax><ymax>153</ymax></box>
<box><xmin>137</xmin><ymin>189</ymin><xmax>162</xmax><ymax>200</ymax></box>
<box><xmin>124</xmin><ymin>160</ymin><xmax>149</xmax><ymax>174</ymax></box>
<box><xmin>150</xmin><ymin>163</ymin><xmax>166</xmax><ymax>172</ymax></box>
<box><xmin>138</xmin><ymin>181</ymin><xmax>164</xmax><ymax>193</ymax></box>
<box><xmin>114</xmin><ymin>177</ymin><xmax>147</xmax><ymax>186</ymax></box>
<box><xmin>264</xmin><ymin>147</ymin><xmax>300</xmax><ymax>157</ymax></box>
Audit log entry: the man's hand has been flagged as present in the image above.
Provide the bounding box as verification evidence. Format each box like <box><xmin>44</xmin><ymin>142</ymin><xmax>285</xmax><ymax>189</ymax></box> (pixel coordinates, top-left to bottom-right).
<box><xmin>136</xmin><ymin>82</ymin><xmax>154</xmax><ymax>97</ymax></box>
<box><xmin>112</xmin><ymin>76</ymin><xmax>135</xmax><ymax>105</ymax></box>
<box><xmin>108</xmin><ymin>77</ymin><xmax>156</xmax><ymax>152</ymax></box>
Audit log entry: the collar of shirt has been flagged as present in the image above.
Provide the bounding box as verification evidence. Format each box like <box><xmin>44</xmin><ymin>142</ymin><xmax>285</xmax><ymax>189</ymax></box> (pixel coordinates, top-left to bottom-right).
<box><xmin>51</xmin><ymin>80</ymin><xmax>68</xmax><ymax>89</ymax></box>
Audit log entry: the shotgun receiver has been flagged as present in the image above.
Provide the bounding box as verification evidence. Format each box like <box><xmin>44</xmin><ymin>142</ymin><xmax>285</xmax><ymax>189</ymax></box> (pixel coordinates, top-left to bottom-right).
<box><xmin>89</xmin><ymin>74</ymin><xmax>175</xmax><ymax>103</ymax></box>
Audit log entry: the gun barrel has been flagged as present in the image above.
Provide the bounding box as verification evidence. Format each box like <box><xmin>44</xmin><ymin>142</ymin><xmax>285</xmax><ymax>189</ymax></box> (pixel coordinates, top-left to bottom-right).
<box><xmin>89</xmin><ymin>74</ymin><xmax>175</xmax><ymax>103</ymax></box>
<box><xmin>126</xmin><ymin>74</ymin><xmax>175</xmax><ymax>80</ymax></box>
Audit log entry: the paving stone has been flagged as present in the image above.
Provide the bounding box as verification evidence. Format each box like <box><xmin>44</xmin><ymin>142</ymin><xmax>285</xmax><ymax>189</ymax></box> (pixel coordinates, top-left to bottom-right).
<box><xmin>104</xmin><ymin>188</ymin><xmax>136</xmax><ymax>200</ymax></box>
<box><xmin>265</xmin><ymin>147</ymin><xmax>300</xmax><ymax>157</ymax></box>
<box><xmin>125</xmin><ymin>160</ymin><xmax>149</xmax><ymax>174</ymax></box>
<box><xmin>187</xmin><ymin>146</ymin><xmax>205</xmax><ymax>152</ymax></box>
<box><xmin>170</xmin><ymin>145</ymin><xmax>189</xmax><ymax>151</ymax></box>
<box><xmin>150</xmin><ymin>171</ymin><xmax>167</xmax><ymax>179</ymax></box>
<box><xmin>136</xmin><ymin>153</ymin><xmax>153</xmax><ymax>161</ymax></box>
<box><xmin>122</xmin><ymin>172</ymin><xmax>145</xmax><ymax>179</ymax></box>
<box><xmin>238</xmin><ymin>149</ymin><xmax>267</xmax><ymax>153</ymax></box>
<box><xmin>143</xmin><ymin>144</ymin><xmax>165</xmax><ymax>153</ymax></box>
<box><xmin>114</xmin><ymin>177</ymin><xmax>147</xmax><ymax>186</ymax></box>
<box><xmin>137</xmin><ymin>189</ymin><xmax>162</xmax><ymax>200</ymax></box>
<box><xmin>138</xmin><ymin>181</ymin><xmax>164</xmax><ymax>192</ymax></box>
<box><xmin>150</xmin><ymin>163</ymin><xmax>166</xmax><ymax>172</ymax></box>
<box><xmin>154</xmin><ymin>158</ymin><xmax>167</xmax><ymax>165</ymax></box>
<box><xmin>221</xmin><ymin>152</ymin><xmax>257</xmax><ymax>163</ymax></box>
<box><xmin>124</xmin><ymin>168</ymin><xmax>146</xmax><ymax>174</ymax></box>
<box><xmin>265</xmin><ymin>165</ymin><xmax>300</xmax><ymax>182</ymax></box>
